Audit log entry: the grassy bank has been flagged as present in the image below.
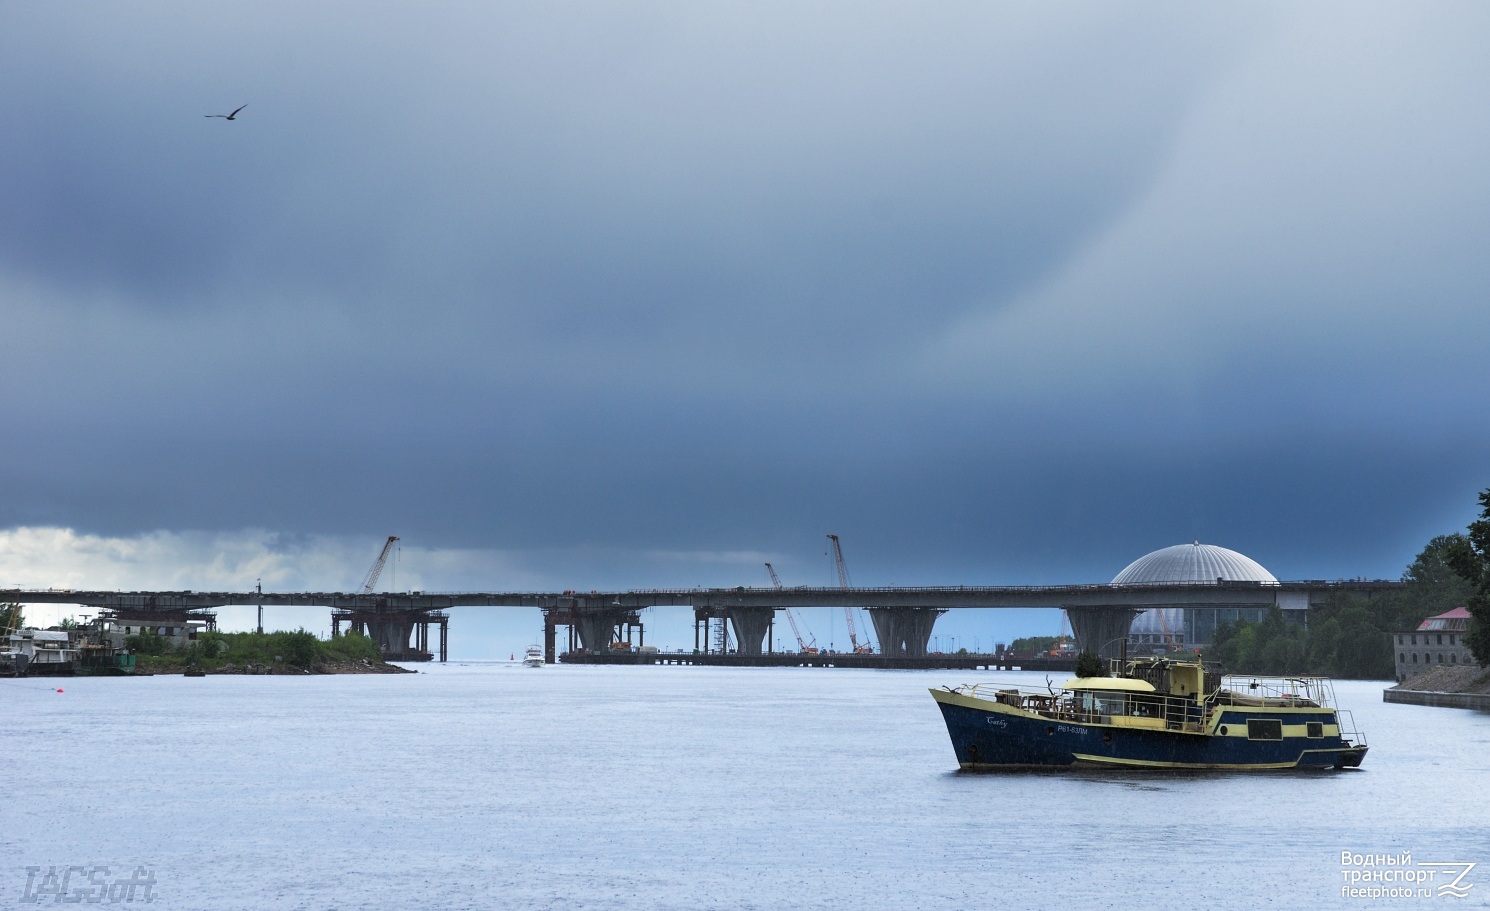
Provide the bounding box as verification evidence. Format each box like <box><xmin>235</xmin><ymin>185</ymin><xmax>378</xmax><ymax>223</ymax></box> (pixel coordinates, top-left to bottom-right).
<box><xmin>129</xmin><ymin>629</ymin><xmax>399</xmax><ymax>673</ymax></box>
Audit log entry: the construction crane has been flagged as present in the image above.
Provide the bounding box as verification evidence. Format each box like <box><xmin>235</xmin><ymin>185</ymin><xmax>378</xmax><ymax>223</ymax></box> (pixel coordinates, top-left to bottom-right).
<box><xmin>1154</xmin><ymin>608</ymin><xmax>1183</xmax><ymax>653</ymax></box>
<box><xmin>766</xmin><ymin>563</ymin><xmax>818</xmax><ymax>654</ymax></box>
<box><xmin>826</xmin><ymin>534</ymin><xmax>873</xmax><ymax>653</ymax></box>
<box><xmin>1049</xmin><ymin>609</ymin><xmax>1072</xmax><ymax>657</ymax></box>
<box><xmin>361</xmin><ymin>536</ymin><xmax>399</xmax><ymax>594</ymax></box>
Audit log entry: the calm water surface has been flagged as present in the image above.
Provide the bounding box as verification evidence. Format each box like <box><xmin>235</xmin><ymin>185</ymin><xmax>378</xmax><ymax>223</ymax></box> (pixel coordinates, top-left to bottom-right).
<box><xmin>3</xmin><ymin>664</ymin><xmax>1488</xmax><ymax>910</ymax></box>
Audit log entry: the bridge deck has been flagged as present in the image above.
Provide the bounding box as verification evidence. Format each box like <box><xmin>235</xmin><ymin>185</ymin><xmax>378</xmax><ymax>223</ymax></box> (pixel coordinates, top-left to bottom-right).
<box><xmin>559</xmin><ymin>651</ymin><xmax>1080</xmax><ymax>671</ymax></box>
<box><xmin>0</xmin><ymin>580</ymin><xmax>1401</xmax><ymax>611</ymax></box>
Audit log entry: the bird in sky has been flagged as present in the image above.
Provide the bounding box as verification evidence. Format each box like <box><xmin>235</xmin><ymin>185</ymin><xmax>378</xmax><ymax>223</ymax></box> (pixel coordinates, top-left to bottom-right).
<box><xmin>206</xmin><ymin>104</ymin><xmax>247</xmax><ymax>120</ymax></box>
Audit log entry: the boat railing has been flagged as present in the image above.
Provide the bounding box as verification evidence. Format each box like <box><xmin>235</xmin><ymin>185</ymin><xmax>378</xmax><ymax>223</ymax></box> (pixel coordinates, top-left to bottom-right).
<box><xmin>1219</xmin><ymin>675</ymin><xmax>1335</xmax><ymax>708</ymax></box>
<box><xmin>1335</xmin><ymin>709</ymin><xmax>1367</xmax><ymax>747</ymax></box>
<box><xmin>957</xmin><ymin>683</ymin><xmax>1210</xmax><ymax>733</ymax></box>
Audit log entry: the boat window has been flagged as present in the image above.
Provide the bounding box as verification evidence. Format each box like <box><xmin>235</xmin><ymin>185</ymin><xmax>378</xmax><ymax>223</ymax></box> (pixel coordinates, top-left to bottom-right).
<box><xmin>1246</xmin><ymin>719</ymin><xmax>1283</xmax><ymax>741</ymax></box>
<box><xmin>1129</xmin><ymin>696</ymin><xmax>1160</xmax><ymax>718</ymax></box>
<box><xmin>1306</xmin><ymin>722</ymin><xmax>1323</xmax><ymax>738</ymax></box>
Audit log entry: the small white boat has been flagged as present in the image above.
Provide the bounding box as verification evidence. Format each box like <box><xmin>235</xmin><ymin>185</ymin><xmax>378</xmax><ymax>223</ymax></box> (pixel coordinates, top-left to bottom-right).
<box><xmin>522</xmin><ymin>645</ymin><xmax>544</xmax><ymax>667</ymax></box>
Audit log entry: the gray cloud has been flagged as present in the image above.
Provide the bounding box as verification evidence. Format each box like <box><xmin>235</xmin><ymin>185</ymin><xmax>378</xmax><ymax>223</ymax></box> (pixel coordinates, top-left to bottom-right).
<box><xmin>0</xmin><ymin>0</ymin><xmax>1487</xmax><ymax>630</ymax></box>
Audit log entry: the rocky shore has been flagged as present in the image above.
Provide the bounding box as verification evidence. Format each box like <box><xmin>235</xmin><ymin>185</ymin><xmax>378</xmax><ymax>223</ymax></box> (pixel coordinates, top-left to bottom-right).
<box><xmin>1391</xmin><ymin>664</ymin><xmax>1490</xmax><ymax>694</ymax></box>
<box><xmin>1384</xmin><ymin>664</ymin><xmax>1490</xmax><ymax>710</ymax></box>
<box><xmin>141</xmin><ymin>658</ymin><xmax>416</xmax><ymax>676</ymax></box>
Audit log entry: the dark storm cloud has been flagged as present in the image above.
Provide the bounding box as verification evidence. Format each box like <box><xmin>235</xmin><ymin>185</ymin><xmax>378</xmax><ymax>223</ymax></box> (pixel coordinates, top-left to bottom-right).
<box><xmin>0</xmin><ymin>1</ymin><xmax>1487</xmax><ymax>595</ymax></box>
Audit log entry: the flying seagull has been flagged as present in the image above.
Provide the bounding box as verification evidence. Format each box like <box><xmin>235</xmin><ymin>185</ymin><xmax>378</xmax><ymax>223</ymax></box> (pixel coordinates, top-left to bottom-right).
<box><xmin>206</xmin><ymin>104</ymin><xmax>247</xmax><ymax>120</ymax></box>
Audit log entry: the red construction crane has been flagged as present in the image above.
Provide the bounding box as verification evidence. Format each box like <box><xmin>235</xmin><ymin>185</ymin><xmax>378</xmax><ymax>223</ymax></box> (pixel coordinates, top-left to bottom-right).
<box><xmin>826</xmin><ymin>534</ymin><xmax>873</xmax><ymax>653</ymax></box>
<box><xmin>766</xmin><ymin>563</ymin><xmax>818</xmax><ymax>654</ymax></box>
<box><xmin>361</xmin><ymin>536</ymin><xmax>399</xmax><ymax>594</ymax></box>
<box><xmin>1154</xmin><ymin>608</ymin><xmax>1183</xmax><ymax>653</ymax></box>
<box><xmin>1050</xmin><ymin>609</ymin><xmax>1072</xmax><ymax>657</ymax></box>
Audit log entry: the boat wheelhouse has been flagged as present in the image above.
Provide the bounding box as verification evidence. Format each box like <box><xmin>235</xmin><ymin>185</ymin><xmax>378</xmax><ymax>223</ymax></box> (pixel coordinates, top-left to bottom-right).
<box><xmin>931</xmin><ymin>657</ymin><xmax>1367</xmax><ymax>771</ymax></box>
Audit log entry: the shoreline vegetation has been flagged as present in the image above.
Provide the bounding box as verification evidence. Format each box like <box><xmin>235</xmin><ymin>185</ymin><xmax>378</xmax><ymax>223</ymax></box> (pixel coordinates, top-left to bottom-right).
<box><xmin>1210</xmin><ymin>483</ymin><xmax>1490</xmax><ymax>686</ymax></box>
<box><xmin>1209</xmin><ymin>534</ymin><xmax>1477</xmax><ymax>680</ymax></box>
<box><xmin>129</xmin><ymin>629</ymin><xmax>412</xmax><ymax>675</ymax></box>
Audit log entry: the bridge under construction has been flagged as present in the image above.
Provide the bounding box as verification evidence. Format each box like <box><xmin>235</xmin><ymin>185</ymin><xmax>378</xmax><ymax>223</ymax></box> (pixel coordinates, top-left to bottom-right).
<box><xmin>2</xmin><ymin>579</ymin><xmax>1399</xmax><ymax>664</ymax></box>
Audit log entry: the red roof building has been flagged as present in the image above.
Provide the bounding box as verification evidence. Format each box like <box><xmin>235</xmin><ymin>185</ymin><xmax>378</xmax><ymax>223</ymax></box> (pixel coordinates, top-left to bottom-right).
<box><xmin>1396</xmin><ymin>607</ymin><xmax>1475</xmax><ymax>681</ymax></box>
<box><xmin>1417</xmin><ymin>607</ymin><xmax>1471</xmax><ymax>631</ymax></box>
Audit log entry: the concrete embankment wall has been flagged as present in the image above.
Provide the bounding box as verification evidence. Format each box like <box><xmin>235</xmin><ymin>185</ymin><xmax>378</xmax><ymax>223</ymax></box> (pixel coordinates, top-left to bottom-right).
<box><xmin>1383</xmin><ymin>688</ymin><xmax>1490</xmax><ymax>711</ymax></box>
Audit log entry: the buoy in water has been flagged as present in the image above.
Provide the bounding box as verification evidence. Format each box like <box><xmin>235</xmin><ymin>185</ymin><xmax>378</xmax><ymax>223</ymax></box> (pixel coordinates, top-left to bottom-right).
<box><xmin>55</xmin><ymin>688</ymin><xmax>64</xmax><ymax>693</ymax></box>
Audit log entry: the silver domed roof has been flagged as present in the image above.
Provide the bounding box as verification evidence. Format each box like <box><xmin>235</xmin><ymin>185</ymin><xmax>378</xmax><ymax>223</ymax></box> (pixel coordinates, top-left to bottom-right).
<box><xmin>1112</xmin><ymin>542</ymin><xmax>1276</xmax><ymax>585</ymax></box>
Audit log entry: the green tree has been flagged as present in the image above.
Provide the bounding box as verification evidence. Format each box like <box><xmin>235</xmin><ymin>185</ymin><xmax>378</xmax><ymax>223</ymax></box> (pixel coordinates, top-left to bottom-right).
<box><xmin>1010</xmin><ymin>636</ymin><xmax>1059</xmax><ymax>653</ymax></box>
<box><xmin>1075</xmin><ymin>650</ymin><xmax>1105</xmax><ymax>678</ymax></box>
<box><xmin>0</xmin><ymin>603</ymin><xmax>22</xmax><ymax>634</ymax></box>
<box><xmin>126</xmin><ymin>631</ymin><xmax>171</xmax><ymax>655</ymax></box>
<box><xmin>272</xmin><ymin>629</ymin><xmax>320</xmax><ymax>668</ymax></box>
<box><xmin>1396</xmin><ymin>534</ymin><xmax>1477</xmax><ymax>627</ymax></box>
<box><xmin>1445</xmin><ymin>488</ymin><xmax>1490</xmax><ymax>665</ymax></box>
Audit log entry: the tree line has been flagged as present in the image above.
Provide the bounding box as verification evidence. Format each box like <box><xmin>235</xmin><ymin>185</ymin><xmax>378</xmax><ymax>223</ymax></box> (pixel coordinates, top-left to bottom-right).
<box><xmin>1210</xmin><ymin>488</ymin><xmax>1490</xmax><ymax>678</ymax></box>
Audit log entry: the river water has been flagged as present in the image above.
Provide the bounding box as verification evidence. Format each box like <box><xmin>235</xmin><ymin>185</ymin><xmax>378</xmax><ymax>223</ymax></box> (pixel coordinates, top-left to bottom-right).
<box><xmin>3</xmin><ymin>664</ymin><xmax>1487</xmax><ymax>910</ymax></box>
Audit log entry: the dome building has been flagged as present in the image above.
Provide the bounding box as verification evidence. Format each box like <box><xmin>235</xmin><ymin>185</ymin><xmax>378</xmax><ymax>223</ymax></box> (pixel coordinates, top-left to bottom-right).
<box><xmin>1114</xmin><ymin>542</ymin><xmax>1292</xmax><ymax>651</ymax></box>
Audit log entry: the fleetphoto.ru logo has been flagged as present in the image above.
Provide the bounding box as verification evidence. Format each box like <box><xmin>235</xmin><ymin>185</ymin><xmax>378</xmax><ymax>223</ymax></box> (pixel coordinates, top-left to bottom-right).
<box><xmin>1341</xmin><ymin>852</ymin><xmax>1476</xmax><ymax>901</ymax></box>
<box><xmin>18</xmin><ymin>866</ymin><xmax>159</xmax><ymax>904</ymax></box>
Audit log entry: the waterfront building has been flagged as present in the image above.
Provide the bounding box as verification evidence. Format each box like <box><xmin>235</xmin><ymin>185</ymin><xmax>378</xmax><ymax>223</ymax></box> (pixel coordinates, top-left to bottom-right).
<box><xmin>103</xmin><ymin>616</ymin><xmax>209</xmax><ymax>650</ymax></box>
<box><xmin>1120</xmin><ymin>542</ymin><xmax>1305</xmax><ymax>653</ymax></box>
<box><xmin>1394</xmin><ymin>607</ymin><xmax>1475</xmax><ymax>682</ymax></box>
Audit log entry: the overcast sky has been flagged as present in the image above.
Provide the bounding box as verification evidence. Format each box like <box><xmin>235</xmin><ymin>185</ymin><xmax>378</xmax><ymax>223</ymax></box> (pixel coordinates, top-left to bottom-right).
<box><xmin>3</xmin><ymin>3</ymin><xmax>1487</xmax><ymax>651</ymax></box>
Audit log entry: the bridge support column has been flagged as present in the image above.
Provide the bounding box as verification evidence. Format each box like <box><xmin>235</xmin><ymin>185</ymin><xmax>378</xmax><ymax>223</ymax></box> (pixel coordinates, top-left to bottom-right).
<box><xmin>333</xmin><ymin>608</ymin><xmax>444</xmax><ymax>662</ymax></box>
<box><xmin>571</xmin><ymin>608</ymin><xmax>643</xmax><ymax>654</ymax></box>
<box><xmin>723</xmin><ymin>608</ymin><xmax>774</xmax><ymax>656</ymax></box>
<box><xmin>1064</xmin><ymin>606</ymin><xmax>1140</xmax><ymax>659</ymax></box>
<box><xmin>544</xmin><ymin>611</ymin><xmax>559</xmax><ymax>664</ymax></box>
<box><xmin>867</xmin><ymin>607</ymin><xmax>945</xmax><ymax>658</ymax></box>
<box><xmin>365</xmin><ymin>615</ymin><xmax>415</xmax><ymax>657</ymax></box>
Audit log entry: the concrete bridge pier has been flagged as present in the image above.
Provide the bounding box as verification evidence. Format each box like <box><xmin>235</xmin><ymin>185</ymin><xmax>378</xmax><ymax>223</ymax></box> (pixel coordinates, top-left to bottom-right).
<box><xmin>333</xmin><ymin>609</ymin><xmax>447</xmax><ymax>661</ymax></box>
<box><xmin>574</xmin><ymin>610</ymin><xmax>624</xmax><ymax>653</ymax></box>
<box><xmin>369</xmin><ymin>615</ymin><xmax>413</xmax><ymax>656</ymax></box>
<box><xmin>723</xmin><ymin>608</ymin><xmax>775</xmax><ymax>656</ymax></box>
<box><xmin>867</xmin><ymin>607</ymin><xmax>945</xmax><ymax>658</ymax></box>
<box><xmin>570</xmin><ymin>608</ymin><xmax>645</xmax><ymax>655</ymax></box>
<box><xmin>1064</xmin><ymin>606</ymin><xmax>1141</xmax><ymax>659</ymax></box>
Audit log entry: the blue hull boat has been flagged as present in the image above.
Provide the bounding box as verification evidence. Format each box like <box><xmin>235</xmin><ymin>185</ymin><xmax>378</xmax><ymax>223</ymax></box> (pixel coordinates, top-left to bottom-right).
<box><xmin>931</xmin><ymin>658</ymin><xmax>1367</xmax><ymax>771</ymax></box>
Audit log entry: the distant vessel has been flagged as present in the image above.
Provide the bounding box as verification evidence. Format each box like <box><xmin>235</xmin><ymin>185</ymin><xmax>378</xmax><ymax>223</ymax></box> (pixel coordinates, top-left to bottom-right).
<box><xmin>3</xmin><ymin>629</ymin><xmax>80</xmax><ymax>677</ymax></box>
<box><xmin>522</xmin><ymin>645</ymin><xmax>544</xmax><ymax>668</ymax></box>
<box><xmin>930</xmin><ymin>656</ymin><xmax>1367</xmax><ymax>770</ymax></box>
